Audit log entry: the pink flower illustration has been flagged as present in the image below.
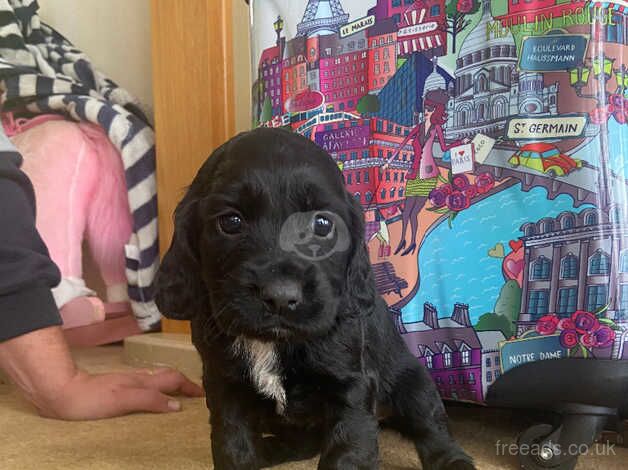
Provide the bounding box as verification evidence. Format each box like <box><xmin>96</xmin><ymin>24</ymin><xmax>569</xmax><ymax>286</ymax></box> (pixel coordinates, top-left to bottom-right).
<box><xmin>557</xmin><ymin>318</ymin><xmax>576</xmax><ymax>331</ymax></box>
<box><xmin>593</xmin><ymin>325</ymin><xmax>616</xmax><ymax>348</ymax></box>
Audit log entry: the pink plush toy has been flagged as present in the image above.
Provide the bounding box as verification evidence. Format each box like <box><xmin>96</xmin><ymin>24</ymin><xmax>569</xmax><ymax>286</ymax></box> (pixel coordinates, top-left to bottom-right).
<box><xmin>3</xmin><ymin>113</ymin><xmax>133</xmax><ymax>329</ymax></box>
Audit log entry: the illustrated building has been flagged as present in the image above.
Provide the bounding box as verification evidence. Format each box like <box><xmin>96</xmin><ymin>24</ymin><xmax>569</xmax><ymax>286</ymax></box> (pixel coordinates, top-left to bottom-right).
<box><xmin>374</xmin><ymin>52</ymin><xmax>454</xmax><ymax>127</ymax></box>
<box><xmin>516</xmin><ymin>207</ymin><xmax>628</xmax><ymax>357</ymax></box>
<box><xmin>395</xmin><ymin>0</ymin><xmax>446</xmax><ymax>58</ymax></box>
<box><xmin>366</xmin><ymin>17</ymin><xmax>398</xmax><ymax>94</ymax></box>
<box><xmin>367</xmin><ymin>117</ymin><xmax>412</xmax><ymax>207</ymax></box>
<box><xmin>368</xmin><ymin>0</ymin><xmax>446</xmax><ymax>57</ymax></box>
<box><xmin>401</xmin><ymin>303</ymin><xmax>484</xmax><ymax>402</ymax></box>
<box><xmin>477</xmin><ymin>330</ymin><xmax>506</xmax><ymax>398</ymax></box>
<box><xmin>318</xmin><ymin>30</ymin><xmax>369</xmax><ymax>113</ymax></box>
<box><xmin>306</xmin><ymin>116</ymin><xmax>412</xmax><ymax>208</ymax></box>
<box><xmin>258</xmin><ymin>38</ymin><xmax>285</xmax><ymax>118</ymax></box>
<box><xmin>422</xmin><ymin>56</ymin><xmax>447</xmax><ymax>98</ymax></box>
<box><xmin>282</xmin><ymin>37</ymin><xmax>310</xmax><ymax>111</ymax></box>
<box><xmin>444</xmin><ymin>0</ymin><xmax>559</xmax><ymax>141</ymax></box>
<box><xmin>369</xmin><ymin>0</ymin><xmax>419</xmax><ymax>27</ymax></box>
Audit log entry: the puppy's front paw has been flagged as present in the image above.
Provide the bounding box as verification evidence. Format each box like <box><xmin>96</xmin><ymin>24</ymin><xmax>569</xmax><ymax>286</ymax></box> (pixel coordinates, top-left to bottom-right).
<box><xmin>442</xmin><ymin>457</ymin><xmax>476</xmax><ymax>470</ymax></box>
<box><xmin>318</xmin><ymin>455</ymin><xmax>378</xmax><ymax>470</ymax></box>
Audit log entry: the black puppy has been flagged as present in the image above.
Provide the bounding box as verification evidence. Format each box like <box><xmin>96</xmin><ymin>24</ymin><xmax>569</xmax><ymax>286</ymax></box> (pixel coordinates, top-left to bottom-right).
<box><xmin>156</xmin><ymin>128</ymin><xmax>475</xmax><ymax>470</ymax></box>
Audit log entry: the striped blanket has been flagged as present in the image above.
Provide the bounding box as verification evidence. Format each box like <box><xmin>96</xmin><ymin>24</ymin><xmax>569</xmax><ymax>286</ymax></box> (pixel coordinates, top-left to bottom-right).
<box><xmin>0</xmin><ymin>0</ymin><xmax>160</xmax><ymax>330</ymax></box>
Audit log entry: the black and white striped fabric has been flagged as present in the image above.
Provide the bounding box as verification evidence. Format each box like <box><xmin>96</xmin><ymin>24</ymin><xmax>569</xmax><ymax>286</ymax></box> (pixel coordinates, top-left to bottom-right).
<box><xmin>0</xmin><ymin>0</ymin><xmax>160</xmax><ymax>330</ymax></box>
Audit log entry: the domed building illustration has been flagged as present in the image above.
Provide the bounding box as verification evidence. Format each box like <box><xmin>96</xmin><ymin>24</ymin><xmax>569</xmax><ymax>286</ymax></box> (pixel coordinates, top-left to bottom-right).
<box><xmin>445</xmin><ymin>0</ymin><xmax>559</xmax><ymax>141</ymax></box>
<box><xmin>423</xmin><ymin>57</ymin><xmax>449</xmax><ymax>98</ymax></box>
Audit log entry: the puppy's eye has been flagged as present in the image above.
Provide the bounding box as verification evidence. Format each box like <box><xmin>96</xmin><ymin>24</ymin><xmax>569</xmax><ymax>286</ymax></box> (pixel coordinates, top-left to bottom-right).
<box><xmin>218</xmin><ymin>213</ymin><xmax>243</xmax><ymax>235</ymax></box>
<box><xmin>313</xmin><ymin>214</ymin><xmax>333</xmax><ymax>237</ymax></box>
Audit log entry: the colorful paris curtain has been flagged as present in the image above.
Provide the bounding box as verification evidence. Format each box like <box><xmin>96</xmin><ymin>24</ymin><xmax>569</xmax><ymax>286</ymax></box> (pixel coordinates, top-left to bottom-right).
<box><xmin>250</xmin><ymin>0</ymin><xmax>628</xmax><ymax>404</ymax></box>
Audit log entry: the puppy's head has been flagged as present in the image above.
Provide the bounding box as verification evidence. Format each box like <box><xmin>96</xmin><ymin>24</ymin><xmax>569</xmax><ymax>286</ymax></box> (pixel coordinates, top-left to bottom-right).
<box><xmin>155</xmin><ymin>128</ymin><xmax>376</xmax><ymax>342</ymax></box>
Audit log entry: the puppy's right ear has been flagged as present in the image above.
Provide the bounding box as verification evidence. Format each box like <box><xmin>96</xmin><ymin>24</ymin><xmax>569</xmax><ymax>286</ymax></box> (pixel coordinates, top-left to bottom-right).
<box><xmin>155</xmin><ymin>193</ymin><xmax>205</xmax><ymax>320</ymax></box>
<box><xmin>155</xmin><ymin>146</ymin><xmax>225</xmax><ymax>320</ymax></box>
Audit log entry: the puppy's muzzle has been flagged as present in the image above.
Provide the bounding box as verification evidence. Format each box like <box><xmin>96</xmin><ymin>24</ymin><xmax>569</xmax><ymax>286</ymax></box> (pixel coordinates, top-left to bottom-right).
<box><xmin>261</xmin><ymin>278</ymin><xmax>303</xmax><ymax>313</ymax></box>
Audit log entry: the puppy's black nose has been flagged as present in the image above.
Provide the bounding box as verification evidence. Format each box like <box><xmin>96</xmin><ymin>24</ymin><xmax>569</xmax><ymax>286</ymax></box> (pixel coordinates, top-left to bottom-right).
<box><xmin>261</xmin><ymin>279</ymin><xmax>303</xmax><ymax>312</ymax></box>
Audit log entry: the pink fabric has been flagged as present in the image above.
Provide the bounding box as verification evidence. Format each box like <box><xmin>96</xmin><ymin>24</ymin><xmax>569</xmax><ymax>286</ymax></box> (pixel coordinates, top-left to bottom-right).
<box><xmin>2</xmin><ymin>113</ymin><xmax>65</xmax><ymax>137</ymax></box>
<box><xmin>60</xmin><ymin>297</ymin><xmax>106</xmax><ymax>328</ymax></box>
<box><xmin>4</xmin><ymin>115</ymin><xmax>133</xmax><ymax>328</ymax></box>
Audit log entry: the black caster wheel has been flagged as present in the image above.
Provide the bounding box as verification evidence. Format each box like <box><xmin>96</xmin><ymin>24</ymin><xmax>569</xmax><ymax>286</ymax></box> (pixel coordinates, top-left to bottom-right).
<box><xmin>517</xmin><ymin>424</ymin><xmax>578</xmax><ymax>470</ymax></box>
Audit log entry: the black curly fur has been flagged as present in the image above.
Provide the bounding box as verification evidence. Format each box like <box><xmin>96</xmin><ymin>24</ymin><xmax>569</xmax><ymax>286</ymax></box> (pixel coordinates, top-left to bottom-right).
<box><xmin>155</xmin><ymin>128</ymin><xmax>475</xmax><ymax>470</ymax></box>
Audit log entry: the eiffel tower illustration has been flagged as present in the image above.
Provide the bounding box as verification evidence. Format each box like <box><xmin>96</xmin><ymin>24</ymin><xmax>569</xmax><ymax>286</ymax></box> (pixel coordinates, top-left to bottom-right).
<box><xmin>296</xmin><ymin>0</ymin><xmax>350</xmax><ymax>38</ymax></box>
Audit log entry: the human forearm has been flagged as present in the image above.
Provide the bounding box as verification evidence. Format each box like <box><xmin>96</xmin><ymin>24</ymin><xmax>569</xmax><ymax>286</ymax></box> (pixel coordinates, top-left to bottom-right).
<box><xmin>0</xmin><ymin>325</ymin><xmax>78</xmax><ymax>416</ymax></box>
<box><xmin>0</xmin><ymin>146</ymin><xmax>63</xmax><ymax>341</ymax></box>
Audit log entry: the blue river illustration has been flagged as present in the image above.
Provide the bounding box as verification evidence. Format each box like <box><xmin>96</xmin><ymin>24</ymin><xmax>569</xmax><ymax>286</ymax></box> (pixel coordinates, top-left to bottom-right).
<box><xmin>401</xmin><ymin>184</ymin><xmax>595</xmax><ymax>325</ymax></box>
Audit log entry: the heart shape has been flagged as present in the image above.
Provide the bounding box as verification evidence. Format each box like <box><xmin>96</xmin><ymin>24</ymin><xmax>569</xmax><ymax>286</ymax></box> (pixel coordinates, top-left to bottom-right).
<box><xmin>458</xmin><ymin>151</ymin><xmax>465</xmax><ymax>156</ymax></box>
<box><xmin>505</xmin><ymin>258</ymin><xmax>524</xmax><ymax>277</ymax></box>
<box><xmin>488</xmin><ymin>243</ymin><xmax>505</xmax><ymax>258</ymax></box>
<box><xmin>509</xmin><ymin>240</ymin><xmax>523</xmax><ymax>251</ymax></box>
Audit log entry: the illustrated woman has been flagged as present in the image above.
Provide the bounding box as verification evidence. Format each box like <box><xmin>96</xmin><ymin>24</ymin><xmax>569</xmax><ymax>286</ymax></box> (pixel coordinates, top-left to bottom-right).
<box><xmin>385</xmin><ymin>89</ymin><xmax>462</xmax><ymax>256</ymax></box>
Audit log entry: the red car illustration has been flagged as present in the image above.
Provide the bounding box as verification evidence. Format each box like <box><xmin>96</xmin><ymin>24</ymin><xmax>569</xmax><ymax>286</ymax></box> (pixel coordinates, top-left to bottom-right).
<box><xmin>508</xmin><ymin>142</ymin><xmax>583</xmax><ymax>177</ymax></box>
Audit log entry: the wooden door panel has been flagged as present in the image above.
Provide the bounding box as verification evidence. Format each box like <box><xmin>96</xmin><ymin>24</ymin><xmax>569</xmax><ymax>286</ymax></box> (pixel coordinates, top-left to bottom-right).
<box><xmin>151</xmin><ymin>0</ymin><xmax>235</xmax><ymax>333</ymax></box>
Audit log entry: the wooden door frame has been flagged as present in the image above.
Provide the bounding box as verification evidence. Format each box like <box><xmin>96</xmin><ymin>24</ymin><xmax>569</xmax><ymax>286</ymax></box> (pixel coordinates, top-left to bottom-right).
<box><xmin>151</xmin><ymin>0</ymin><xmax>235</xmax><ymax>333</ymax></box>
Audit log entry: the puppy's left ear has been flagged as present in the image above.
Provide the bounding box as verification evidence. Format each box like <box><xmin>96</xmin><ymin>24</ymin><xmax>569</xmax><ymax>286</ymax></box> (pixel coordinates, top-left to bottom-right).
<box><xmin>344</xmin><ymin>195</ymin><xmax>377</xmax><ymax>316</ymax></box>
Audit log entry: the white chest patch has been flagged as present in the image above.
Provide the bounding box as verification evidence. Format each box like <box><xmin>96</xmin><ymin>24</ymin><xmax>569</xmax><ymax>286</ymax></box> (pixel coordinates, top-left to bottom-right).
<box><xmin>233</xmin><ymin>337</ymin><xmax>286</xmax><ymax>415</ymax></box>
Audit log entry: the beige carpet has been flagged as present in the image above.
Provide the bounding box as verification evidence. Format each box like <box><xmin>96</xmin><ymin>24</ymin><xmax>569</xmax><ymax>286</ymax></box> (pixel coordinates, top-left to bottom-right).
<box><xmin>0</xmin><ymin>346</ymin><xmax>626</xmax><ymax>470</ymax></box>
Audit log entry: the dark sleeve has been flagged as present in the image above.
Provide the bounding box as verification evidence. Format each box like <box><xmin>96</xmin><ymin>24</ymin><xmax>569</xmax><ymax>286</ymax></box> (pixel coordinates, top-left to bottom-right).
<box><xmin>0</xmin><ymin>151</ymin><xmax>62</xmax><ymax>342</ymax></box>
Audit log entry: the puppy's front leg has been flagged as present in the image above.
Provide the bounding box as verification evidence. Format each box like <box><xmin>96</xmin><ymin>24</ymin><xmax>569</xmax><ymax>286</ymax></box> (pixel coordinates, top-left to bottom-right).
<box><xmin>207</xmin><ymin>384</ymin><xmax>261</xmax><ymax>470</ymax></box>
<box><xmin>318</xmin><ymin>379</ymin><xmax>379</xmax><ymax>470</ymax></box>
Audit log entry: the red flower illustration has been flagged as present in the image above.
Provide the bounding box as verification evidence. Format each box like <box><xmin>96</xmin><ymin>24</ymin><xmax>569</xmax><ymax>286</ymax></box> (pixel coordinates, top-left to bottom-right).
<box><xmin>452</xmin><ymin>174</ymin><xmax>470</xmax><ymax>191</ymax></box>
<box><xmin>580</xmin><ymin>333</ymin><xmax>598</xmax><ymax>348</ymax></box>
<box><xmin>571</xmin><ymin>310</ymin><xmax>600</xmax><ymax>334</ymax></box>
<box><xmin>457</xmin><ymin>0</ymin><xmax>473</xmax><ymax>13</ymax></box>
<box><xmin>429</xmin><ymin>187</ymin><xmax>448</xmax><ymax>208</ymax></box>
<box><xmin>609</xmin><ymin>93</ymin><xmax>624</xmax><ymax>108</ymax></box>
<box><xmin>446</xmin><ymin>191</ymin><xmax>470</xmax><ymax>212</ymax></box>
<box><xmin>441</xmin><ymin>183</ymin><xmax>453</xmax><ymax>195</ymax></box>
<box><xmin>463</xmin><ymin>184</ymin><xmax>477</xmax><ymax>200</ymax></box>
<box><xmin>475</xmin><ymin>172</ymin><xmax>495</xmax><ymax>194</ymax></box>
<box><xmin>536</xmin><ymin>314</ymin><xmax>559</xmax><ymax>335</ymax></box>
<box><xmin>559</xmin><ymin>329</ymin><xmax>579</xmax><ymax>348</ymax></box>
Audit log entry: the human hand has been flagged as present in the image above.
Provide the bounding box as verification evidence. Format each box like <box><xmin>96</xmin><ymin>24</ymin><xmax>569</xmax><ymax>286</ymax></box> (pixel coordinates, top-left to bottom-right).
<box><xmin>41</xmin><ymin>368</ymin><xmax>204</xmax><ymax>420</ymax></box>
<box><xmin>0</xmin><ymin>326</ymin><xmax>204</xmax><ymax>421</ymax></box>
